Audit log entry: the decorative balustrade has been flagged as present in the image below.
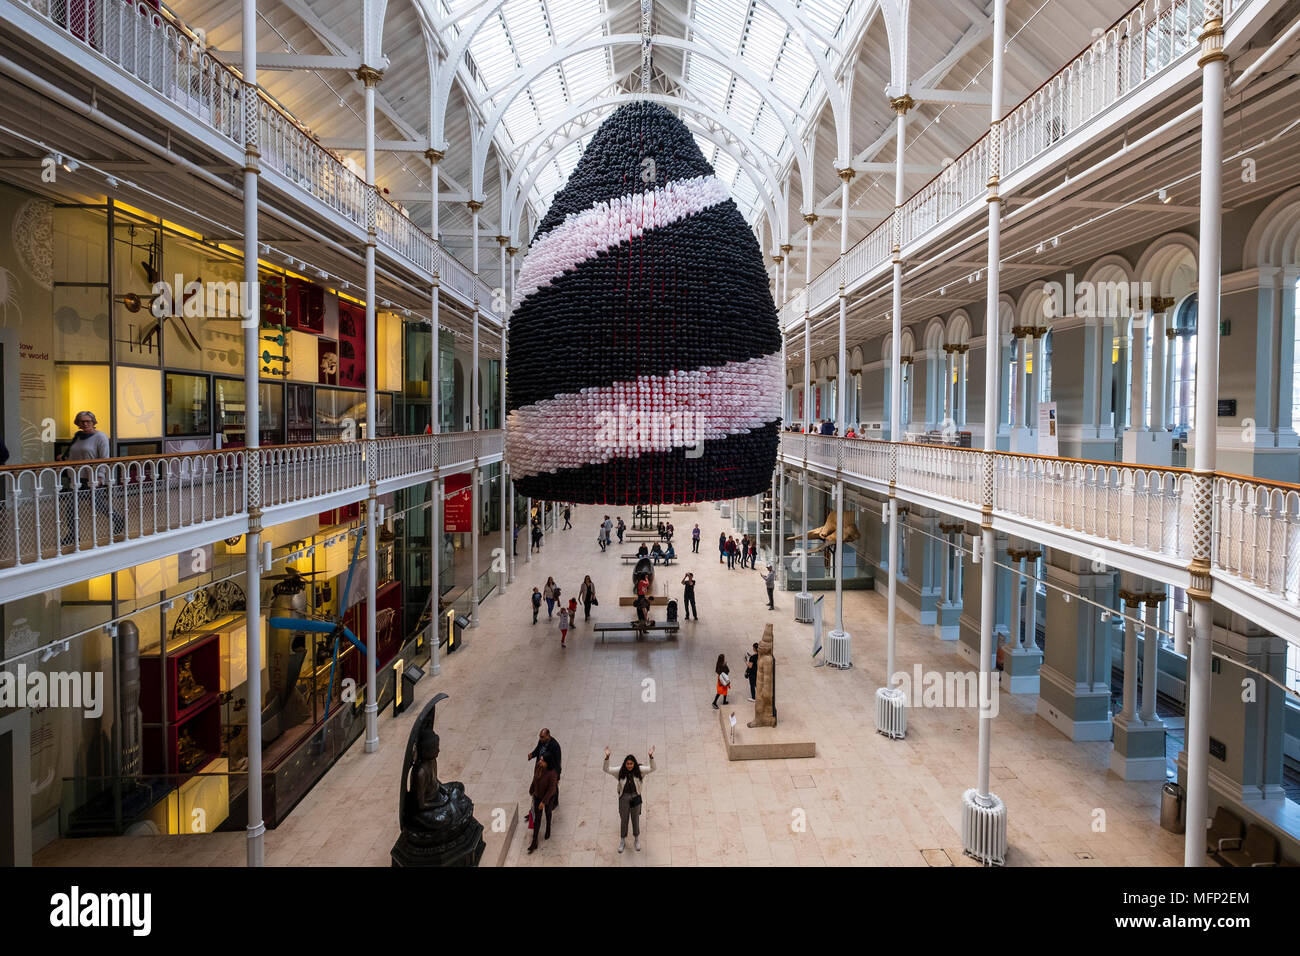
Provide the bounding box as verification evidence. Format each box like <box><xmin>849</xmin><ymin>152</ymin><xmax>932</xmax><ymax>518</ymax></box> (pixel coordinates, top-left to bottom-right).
<box><xmin>1002</xmin><ymin>0</ymin><xmax>1203</xmax><ymax>177</ymax></box>
<box><xmin>807</xmin><ymin>260</ymin><xmax>841</xmax><ymax>314</ymax></box>
<box><xmin>376</xmin><ymin>201</ymin><xmax>438</xmax><ymax>275</ymax></box>
<box><xmin>0</xmin><ymin>450</ymin><xmax>244</xmax><ymax>570</ymax></box>
<box><xmin>438</xmin><ymin>246</ymin><xmax>478</xmax><ymax>304</ymax></box>
<box><xmin>899</xmin><ymin>137</ymin><xmax>989</xmax><ymax>247</ymax></box>
<box><xmin>897</xmin><ymin>443</ymin><xmax>983</xmax><ymax>506</ymax></box>
<box><xmin>0</xmin><ymin>433</ymin><xmax>503</xmax><ymax>582</ymax></box>
<box><xmin>844</xmin><ymin>219</ymin><xmax>892</xmax><ymax>284</ymax></box>
<box><xmin>839</xmin><ymin>437</ymin><xmax>891</xmax><ymax>484</ymax></box>
<box><xmin>1215</xmin><ymin>475</ymin><xmax>1300</xmax><ymax>606</ymax></box>
<box><xmin>257</xmin><ymin>97</ymin><xmax>366</xmax><ymax>228</ymax></box>
<box><xmin>805</xmin><ymin>434</ymin><xmax>840</xmax><ymax>470</ymax></box>
<box><xmin>23</xmin><ymin>0</ymin><xmax>244</xmax><ymax>143</ymax></box>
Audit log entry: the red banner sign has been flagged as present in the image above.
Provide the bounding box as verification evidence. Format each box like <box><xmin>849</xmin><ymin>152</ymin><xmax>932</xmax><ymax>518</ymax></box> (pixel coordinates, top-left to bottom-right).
<box><xmin>444</xmin><ymin>473</ymin><xmax>473</xmax><ymax>533</ymax></box>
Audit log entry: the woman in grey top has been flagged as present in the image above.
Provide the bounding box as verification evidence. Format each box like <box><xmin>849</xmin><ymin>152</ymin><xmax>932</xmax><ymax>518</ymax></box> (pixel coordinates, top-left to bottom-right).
<box><xmin>59</xmin><ymin>411</ymin><xmax>120</xmax><ymax>543</ymax></box>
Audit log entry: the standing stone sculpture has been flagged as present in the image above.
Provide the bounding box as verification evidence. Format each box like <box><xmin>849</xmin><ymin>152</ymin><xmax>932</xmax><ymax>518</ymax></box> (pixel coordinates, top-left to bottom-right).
<box><xmin>747</xmin><ymin>624</ymin><xmax>776</xmax><ymax>728</ymax></box>
<box><xmin>391</xmin><ymin>692</ymin><xmax>486</xmax><ymax>867</ymax></box>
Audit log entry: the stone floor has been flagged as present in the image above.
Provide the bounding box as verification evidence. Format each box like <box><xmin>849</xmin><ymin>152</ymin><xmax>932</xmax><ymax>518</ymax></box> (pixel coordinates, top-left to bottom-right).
<box><xmin>37</xmin><ymin>501</ymin><xmax>1187</xmax><ymax>867</ymax></box>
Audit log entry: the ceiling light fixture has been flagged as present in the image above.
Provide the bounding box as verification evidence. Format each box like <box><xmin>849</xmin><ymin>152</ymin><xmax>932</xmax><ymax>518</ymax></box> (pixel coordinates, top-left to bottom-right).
<box><xmin>1158</xmin><ymin>188</ymin><xmax>1171</xmax><ymax>204</ymax></box>
<box><xmin>1051</xmin><ymin>236</ymin><xmax>1060</xmax><ymax>247</ymax></box>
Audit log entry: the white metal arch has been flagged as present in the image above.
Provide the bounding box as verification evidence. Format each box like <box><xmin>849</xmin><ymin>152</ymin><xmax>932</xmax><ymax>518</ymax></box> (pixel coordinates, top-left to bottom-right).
<box><xmin>507</xmin><ymin>105</ymin><xmax>783</xmax><ymax>249</ymax></box>
<box><xmin>503</xmin><ymin>93</ymin><xmax>788</xmax><ymax>243</ymax></box>
<box><xmin>430</xmin><ymin>0</ymin><xmax>850</xmax><ymax>164</ymax></box>
<box><xmin>470</xmin><ymin>33</ymin><xmax>815</xmax><ymax>204</ymax></box>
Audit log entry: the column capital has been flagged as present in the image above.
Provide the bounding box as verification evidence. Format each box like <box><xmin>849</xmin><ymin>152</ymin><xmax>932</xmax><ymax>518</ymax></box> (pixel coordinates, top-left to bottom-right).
<box><xmin>356</xmin><ymin>65</ymin><xmax>384</xmax><ymax>86</ymax></box>
<box><xmin>772</xmin><ymin>254</ymin><xmax>784</xmax><ymax>264</ymax></box>
<box><xmin>424</xmin><ymin>147</ymin><xmax>445</xmax><ymax>165</ymax></box>
<box><xmin>837</xmin><ymin>167</ymin><xmax>856</xmax><ymax>183</ymax></box>
<box><xmin>496</xmin><ymin>235</ymin><xmax>509</xmax><ymax>246</ymax></box>
<box><xmin>803</xmin><ymin>212</ymin><xmax>819</xmax><ymax>225</ymax></box>
<box><xmin>1142</xmin><ymin>591</ymin><xmax>1167</xmax><ymax>606</ymax></box>
<box><xmin>1197</xmin><ymin>12</ymin><xmax>1227</xmax><ymax>66</ymax></box>
<box><xmin>1118</xmin><ymin>589</ymin><xmax>1144</xmax><ymax>607</ymax></box>
<box><xmin>780</xmin><ymin>243</ymin><xmax>794</xmax><ymax>254</ymax></box>
<box><xmin>506</xmin><ymin>246</ymin><xmax>518</xmax><ymax>257</ymax></box>
<box><xmin>1010</xmin><ymin>324</ymin><xmax>1034</xmax><ymax>339</ymax></box>
<box><xmin>1031</xmin><ymin>325</ymin><xmax>1048</xmax><ymax>339</ymax></box>
<box><xmin>889</xmin><ymin>94</ymin><xmax>916</xmax><ymax>115</ymax></box>
<box><xmin>466</xmin><ymin>199</ymin><xmax>483</xmax><ymax>213</ymax></box>
<box><xmin>938</xmin><ymin>521</ymin><xmax>964</xmax><ymax>535</ymax></box>
<box><xmin>1143</xmin><ymin>294</ymin><xmax>1177</xmax><ymax>313</ymax></box>
<box><xmin>1166</xmin><ymin>327</ymin><xmax>1179</xmax><ymax>339</ymax></box>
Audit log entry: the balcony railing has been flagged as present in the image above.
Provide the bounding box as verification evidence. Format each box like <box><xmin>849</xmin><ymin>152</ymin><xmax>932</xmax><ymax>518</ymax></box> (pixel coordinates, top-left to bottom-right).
<box><xmin>0</xmin><ymin>432</ymin><xmax>502</xmax><ymax>581</ymax></box>
<box><xmin>779</xmin><ymin>433</ymin><xmax>1300</xmax><ymax>624</ymax></box>
<box><xmin>18</xmin><ymin>0</ymin><xmax>491</xmax><ymax>312</ymax></box>
<box><xmin>796</xmin><ymin>0</ymin><xmax>1230</xmax><ymax>321</ymax></box>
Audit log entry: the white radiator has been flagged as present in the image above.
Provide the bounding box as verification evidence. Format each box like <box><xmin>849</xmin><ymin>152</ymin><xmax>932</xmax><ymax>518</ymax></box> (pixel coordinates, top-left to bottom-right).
<box><xmin>961</xmin><ymin>789</ymin><xmax>1007</xmax><ymax>865</ymax></box>
<box><xmin>794</xmin><ymin>592</ymin><xmax>814</xmax><ymax>623</ymax></box>
<box><xmin>875</xmin><ymin>687</ymin><xmax>907</xmax><ymax>738</ymax></box>
<box><xmin>826</xmin><ymin>628</ymin><xmax>852</xmax><ymax>669</ymax></box>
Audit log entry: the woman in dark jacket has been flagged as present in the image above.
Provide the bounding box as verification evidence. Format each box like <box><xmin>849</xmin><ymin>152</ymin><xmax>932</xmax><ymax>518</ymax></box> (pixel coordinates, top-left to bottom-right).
<box><xmin>579</xmin><ymin>575</ymin><xmax>597</xmax><ymax>621</ymax></box>
<box><xmin>527</xmin><ymin>756</ymin><xmax>559</xmax><ymax>853</ymax></box>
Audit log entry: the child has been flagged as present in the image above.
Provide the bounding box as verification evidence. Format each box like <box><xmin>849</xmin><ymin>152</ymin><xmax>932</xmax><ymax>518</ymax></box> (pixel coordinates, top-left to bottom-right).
<box><xmin>531</xmin><ymin>587</ymin><xmax>542</xmax><ymax>624</ymax></box>
<box><xmin>567</xmin><ymin>595</ymin><xmax>578</xmax><ymax>623</ymax></box>
<box><xmin>558</xmin><ymin>606</ymin><xmax>570</xmax><ymax>649</ymax></box>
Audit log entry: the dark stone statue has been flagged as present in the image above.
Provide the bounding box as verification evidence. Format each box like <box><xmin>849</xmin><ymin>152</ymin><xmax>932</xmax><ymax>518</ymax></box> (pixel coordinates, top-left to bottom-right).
<box><xmin>391</xmin><ymin>693</ymin><xmax>486</xmax><ymax>867</ymax></box>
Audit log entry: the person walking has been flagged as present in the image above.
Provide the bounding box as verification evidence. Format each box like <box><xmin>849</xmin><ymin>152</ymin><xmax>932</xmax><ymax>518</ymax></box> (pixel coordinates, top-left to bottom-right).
<box><xmin>603</xmin><ymin>745</ymin><xmax>655</xmax><ymax>853</ymax></box>
<box><xmin>563</xmin><ymin>505</ymin><xmax>572</xmax><ymax>529</ymax></box>
<box><xmin>762</xmin><ymin>564</ymin><xmax>776</xmax><ymax>610</ymax></box>
<box><xmin>616</xmin><ymin>517</ymin><xmax>626</xmax><ymax>544</ymax></box>
<box><xmin>531</xmin><ymin>586</ymin><xmax>542</xmax><ymax>624</ymax></box>
<box><xmin>531</xmin><ymin>522</ymin><xmax>544</xmax><ymax>553</ymax></box>
<box><xmin>718</xmin><ymin>531</ymin><xmax>727</xmax><ymax>564</ymax></box>
<box><xmin>740</xmin><ymin>534</ymin><xmax>751</xmax><ymax>569</ymax></box>
<box><xmin>580</xmin><ymin>575</ymin><xmax>598</xmax><ymax>621</ymax></box>
<box><xmin>513</xmin><ymin>523</ymin><xmax>521</xmax><ymax>556</ymax></box>
<box><xmin>527</xmin><ymin>728</ymin><xmax>562</xmax><ymax>778</ymax></box>
<box><xmin>712</xmin><ymin>655</ymin><xmax>731</xmax><ymax>708</ymax></box>
<box><xmin>566</xmin><ymin>594</ymin><xmax>578</xmax><ymax>624</ymax></box>
<box><xmin>526</xmin><ymin>755</ymin><xmax>559</xmax><ymax>854</ymax></box>
<box><xmin>748</xmin><ymin>539</ymin><xmax>758</xmax><ymax>570</ymax></box>
<box><xmin>680</xmin><ymin>572</ymin><xmax>698</xmax><ymax>621</ymax></box>
<box><xmin>543</xmin><ymin>577</ymin><xmax>558</xmax><ymax>618</ymax></box>
<box><xmin>557</xmin><ymin>606</ymin><xmax>570</xmax><ymax>648</ymax></box>
<box><xmin>725</xmin><ymin>536</ymin><xmax>737</xmax><ymax>569</ymax></box>
<box><xmin>744</xmin><ymin>642</ymin><xmax>760</xmax><ymax>701</ymax></box>
<box><xmin>691</xmin><ymin>524</ymin><xmax>701</xmax><ymax>553</ymax></box>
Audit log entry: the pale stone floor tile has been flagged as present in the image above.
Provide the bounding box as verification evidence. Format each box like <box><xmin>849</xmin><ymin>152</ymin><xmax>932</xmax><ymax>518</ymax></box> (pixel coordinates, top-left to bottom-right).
<box><xmin>38</xmin><ymin>507</ymin><xmax>1191</xmax><ymax>868</ymax></box>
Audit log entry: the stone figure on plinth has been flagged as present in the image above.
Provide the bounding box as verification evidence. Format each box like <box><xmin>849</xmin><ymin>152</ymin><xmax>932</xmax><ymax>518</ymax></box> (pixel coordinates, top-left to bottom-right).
<box><xmin>391</xmin><ymin>692</ymin><xmax>486</xmax><ymax>867</ymax></box>
<box><xmin>747</xmin><ymin>624</ymin><xmax>777</xmax><ymax>728</ymax></box>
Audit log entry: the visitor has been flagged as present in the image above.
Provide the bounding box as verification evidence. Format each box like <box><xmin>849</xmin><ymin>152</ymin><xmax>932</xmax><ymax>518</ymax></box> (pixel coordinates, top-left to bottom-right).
<box><xmin>650</xmin><ymin>542</ymin><xmax>665</xmax><ymax>565</ymax></box>
<box><xmin>59</xmin><ymin>410</ymin><xmax>122</xmax><ymax>544</ymax></box>
<box><xmin>691</xmin><ymin>524</ymin><xmax>701</xmax><ymax>553</ymax></box>
<box><xmin>657</xmin><ymin>521</ymin><xmax>666</xmax><ymax>540</ymax></box>
<box><xmin>557</xmin><ymin>606</ymin><xmax>570</xmax><ymax>649</ymax></box>
<box><xmin>762</xmin><ymin>564</ymin><xmax>776</xmax><ymax>610</ymax></box>
<box><xmin>580</xmin><ymin>575</ymin><xmax>597</xmax><ymax>621</ymax></box>
<box><xmin>543</xmin><ymin>577</ymin><xmax>558</xmax><ymax>617</ymax></box>
<box><xmin>616</xmin><ymin>517</ymin><xmax>626</xmax><ymax>544</ymax></box>
<box><xmin>602</xmin><ymin>515</ymin><xmax>613</xmax><ymax>549</ymax></box>
<box><xmin>597</xmin><ymin>525</ymin><xmax>607</xmax><ymax>552</ymax></box>
<box><xmin>681</xmin><ymin>572</ymin><xmax>697</xmax><ymax>621</ymax></box>
<box><xmin>526</xmin><ymin>756</ymin><xmax>559</xmax><ymax>854</ymax></box>
<box><xmin>603</xmin><ymin>745</ymin><xmax>655</xmax><ymax>853</ymax></box>
<box><xmin>637</xmin><ymin>543</ymin><xmax>649</xmax><ymax>558</ymax></box>
<box><xmin>712</xmin><ymin>654</ymin><xmax>731</xmax><ymax>708</ymax></box>
<box><xmin>744</xmin><ymin>642</ymin><xmax>760</xmax><ymax>701</ymax></box>
<box><xmin>527</xmin><ymin>728</ymin><xmax>562</xmax><ymax>778</ymax></box>
<box><xmin>718</xmin><ymin>531</ymin><xmax>727</xmax><ymax>564</ymax></box>
<box><xmin>531</xmin><ymin>587</ymin><xmax>542</xmax><ymax>624</ymax></box>
<box><xmin>740</xmin><ymin>534</ymin><xmax>751</xmax><ymax>569</ymax></box>
<box><xmin>725</xmin><ymin>536</ymin><xmax>737</xmax><ymax>569</ymax></box>
<box><xmin>563</xmin><ymin>505</ymin><xmax>572</xmax><ymax>529</ymax></box>
<box><xmin>821</xmin><ymin>419</ymin><xmax>835</xmax><ymax>435</ymax></box>
<box><xmin>532</xmin><ymin>523</ymin><xmax>543</xmax><ymax>553</ymax></box>
<box><xmin>845</xmin><ymin>426</ymin><xmax>857</xmax><ymax>439</ymax></box>
<box><xmin>664</xmin><ymin>541</ymin><xmax>676</xmax><ymax>563</ymax></box>
<box><xmin>749</xmin><ymin>539</ymin><xmax>759</xmax><ymax>570</ymax></box>
<box><xmin>666</xmin><ymin>521</ymin><xmax>675</xmax><ymax>542</ymax></box>
<box><xmin>633</xmin><ymin>591</ymin><xmax>651</xmax><ymax>626</ymax></box>
<box><xmin>566</xmin><ymin>594</ymin><xmax>578</xmax><ymax>623</ymax></box>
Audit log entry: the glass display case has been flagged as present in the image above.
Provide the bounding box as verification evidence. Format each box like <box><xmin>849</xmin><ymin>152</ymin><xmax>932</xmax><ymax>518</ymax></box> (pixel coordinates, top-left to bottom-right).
<box><xmin>164</xmin><ymin>373</ymin><xmax>210</xmax><ymax>436</ymax></box>
<box><xmin>286</xmin><ymin>383</ymin><xmax>314</xmax><ymax>443</ymax></box>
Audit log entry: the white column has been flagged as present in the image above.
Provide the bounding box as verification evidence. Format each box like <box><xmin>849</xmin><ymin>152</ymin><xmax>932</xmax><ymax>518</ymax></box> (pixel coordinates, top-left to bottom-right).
<box><xmin>1150</xmin><ymin>310</ymin><xmax>1168</xmax><ymax>431</ymax></box>
<box><xmin>240</xmin><ymin>0</ymin><xmax>265</xmax><ymax>868</ymax></box>
<box><xmin>833</xmin><ymin>166</ymin><xmax>852</xmax><ymax>640</ymax></box>
<box><xmin>497</xmin><ymin>236</ymin><xmax>508</xmax><ymax>596</ymax></box>
<box><xmin>469</xmin><ymin>200</ymin><xmax>481</xmax><ymax>626</ymax></box>
<box><xmin>524</xmin><ymin>496</ymin><xmax>531</xmax><ymax>565</ymax></box>
<box><xmin>506</xmin><ymin>243</ymin><xmax>517</xmax><ymax>585</ymax></box>
<box><xmin>799</xmin><ymin>213</ymin><xmax>815</xmax><ymax>606</ymax></box>
<box><xmin>1130</xmin><ymin>312</ymin><xmax>1149</xmax><ymax>433</ymax></box>
<box><xmin>1025</xmin><ymin>554</ymin><xmax>1039</xmax><ymax>649</ymax></box>
<box><xmin>1120</xmin><ymin>589</ymin><xmax>1141</xmax><ymax>721</ymax></box>
<box><xmin>428</xmin><ymin>150</ymin><xmax>441</xmax><ymax>673</ymax></box>
<box><xmin>1174</xmin><ymin>599</ymin><xmax>1188</xmax><ymax>656</ymax></box>
<box><xmin>1141</xmin><ymin>592</ymin><xmax>1163</xmax><ymax>723</ymax></box>
<box><xmin>1186</xmin><ymin>2</ymin><xmax>1226</xmax><ymax>868</ymax></box>
<box><xmin>431</xmin><ymin>476</ymin><xmax>441</xmax><ymax>676</ymax></box>
<box><xmin>361</xmin><ymin>65</ymin><xmax>379</xmax><ymax>755</ymax></box>
<box><xmin>1018</xmin><ymin>332</ymin><xmax>1030</xmax><ymax>429</ymax></box>
<box><xmin>1009</xmin><ymin>553</ymin><xmax>1025</xmax><ymax>651</ymax></box>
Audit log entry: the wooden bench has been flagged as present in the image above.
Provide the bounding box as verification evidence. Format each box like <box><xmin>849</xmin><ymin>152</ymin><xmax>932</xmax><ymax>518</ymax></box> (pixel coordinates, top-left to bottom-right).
<box><xmin>619</xmin><ymin>595</ymin><xmax>668</xmax><ymax>607</ymax></box>
<box><xmin>594</xmin><ymin>620</ymin><xmax>680</xmax><ymax>643</ymax></box>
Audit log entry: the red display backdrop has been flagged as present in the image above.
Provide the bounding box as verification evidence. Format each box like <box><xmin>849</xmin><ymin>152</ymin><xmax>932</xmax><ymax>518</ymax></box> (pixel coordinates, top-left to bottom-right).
<box><xmin>443</xmin><ymin>473</ymin><xmax>473</xmax><ymax>533</ymax></box>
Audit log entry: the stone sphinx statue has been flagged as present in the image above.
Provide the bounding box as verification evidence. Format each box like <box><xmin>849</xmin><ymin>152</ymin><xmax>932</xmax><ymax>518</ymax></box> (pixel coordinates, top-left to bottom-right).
<box><xmin>747</xmin><ymin>624</ymin><xmax>777</xmax><ymax>729</ymax></box>
<box><xmin>391</xmin><ymin>692</ymin><xmax>486</xmax><ymax>867</ymax></box>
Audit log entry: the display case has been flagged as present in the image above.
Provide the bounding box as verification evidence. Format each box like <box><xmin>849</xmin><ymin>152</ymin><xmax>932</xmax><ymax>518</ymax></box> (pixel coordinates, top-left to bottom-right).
<box><xmin>165</xmin><ymin>372</ymin><xmax>210</xmax><ymax>436</ymax></box>
<box><xmin>140</xmin><ymin>632</ymin><xmax>221</xmax><ymax>778</ymax></box>
<box><xmin>287</xmin><ymin>383</ymin><xmax>314</xmax><ymax>443</ymax></box>
<box><xmin>336</xmin><ymin>299</ymin><xmax>366</xmax><ymax>388</ymax></box>
<box><xmin>286</xmin><ymin>276</ymin><xmax>326</xmax><ymax>334</ymax></box>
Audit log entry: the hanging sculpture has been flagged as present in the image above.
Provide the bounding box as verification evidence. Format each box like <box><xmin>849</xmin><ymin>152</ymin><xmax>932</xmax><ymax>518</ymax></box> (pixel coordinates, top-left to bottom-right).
<box><xmin>506</xmin><ymin>101</ymin><xmax>782</xmax><ymax>505</ymax></box>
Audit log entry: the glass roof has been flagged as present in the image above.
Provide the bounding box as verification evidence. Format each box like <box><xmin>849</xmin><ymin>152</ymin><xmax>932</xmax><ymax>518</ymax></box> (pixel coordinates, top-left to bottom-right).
<box><xmin>439</xmin><ymin>0</ymin><xmax>854</xmax><ymax>225</ymax></box>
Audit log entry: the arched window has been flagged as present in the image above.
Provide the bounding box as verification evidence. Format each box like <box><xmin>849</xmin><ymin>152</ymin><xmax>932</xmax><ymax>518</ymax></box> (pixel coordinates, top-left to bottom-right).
<box><xmin>1171</xmin><ymin>295</ymin><xmax>1197</xmax><ymax>431</ymax></box>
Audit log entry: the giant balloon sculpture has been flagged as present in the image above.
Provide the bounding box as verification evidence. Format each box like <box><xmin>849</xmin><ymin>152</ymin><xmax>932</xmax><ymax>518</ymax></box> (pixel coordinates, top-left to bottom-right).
<box><xmin>506</xmin><ymin>101</ymin><xmax>782</xmax><ymax>505</ymax></box>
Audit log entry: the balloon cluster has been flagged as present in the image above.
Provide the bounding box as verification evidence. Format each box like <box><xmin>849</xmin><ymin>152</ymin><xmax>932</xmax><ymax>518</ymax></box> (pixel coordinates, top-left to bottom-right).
<box><xmin>506</xmin><ymin>102</ymin><xmax>782</xmax><ymax>506</ymax></box>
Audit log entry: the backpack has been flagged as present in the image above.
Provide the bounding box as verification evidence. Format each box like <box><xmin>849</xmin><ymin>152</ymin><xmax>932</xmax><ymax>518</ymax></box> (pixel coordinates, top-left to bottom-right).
<box><xmin>666</xmin><ymin>599</ymin><xmax>678</xmax><ymax>622</ymax></box>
